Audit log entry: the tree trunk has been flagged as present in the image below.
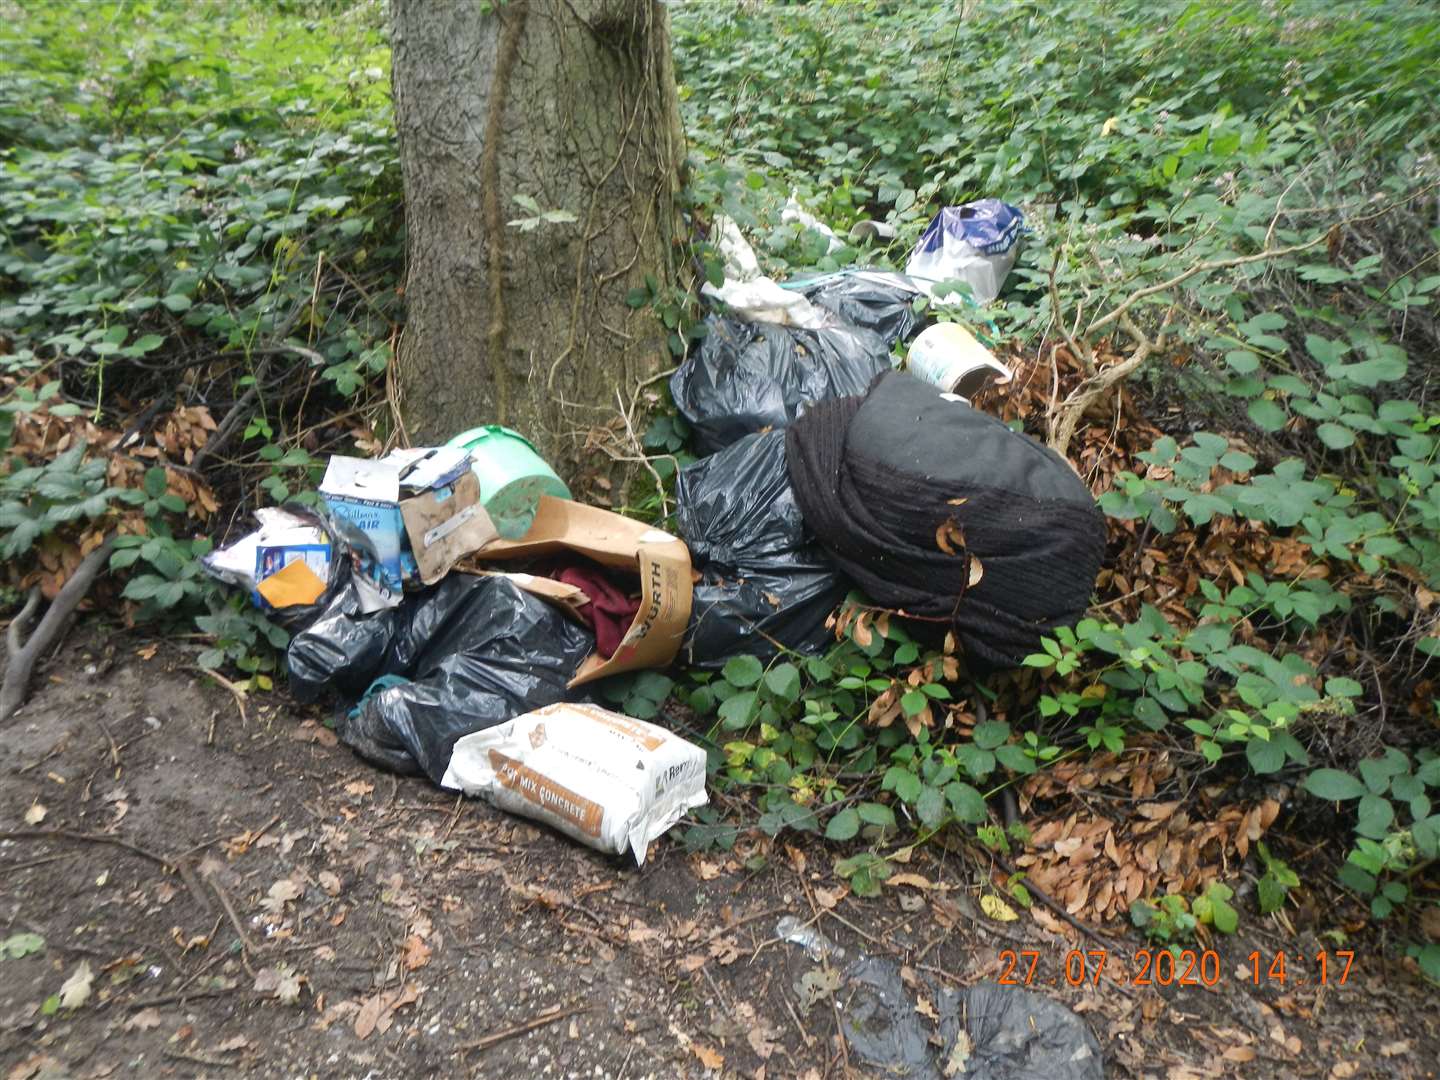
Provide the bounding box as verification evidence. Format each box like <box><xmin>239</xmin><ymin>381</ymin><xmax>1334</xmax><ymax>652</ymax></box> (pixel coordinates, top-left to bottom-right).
<box><xmin>390</xmin><ymin>0</ymin><xmax>686</xmax><ymax>483</ymax></box>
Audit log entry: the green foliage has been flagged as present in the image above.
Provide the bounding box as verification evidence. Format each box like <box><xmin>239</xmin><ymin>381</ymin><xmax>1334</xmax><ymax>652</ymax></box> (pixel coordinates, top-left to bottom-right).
<box><xmin>1</xmin><ymin>933</ymin><xmax>45</xmax><ymax>960</ymax></box>
<box><xmin>1129</xmin><ymin>894</ymin><xmax>1197</xmax><ymax>944</ymax></box>
<box><xmin>0</xmin><ymin>0</ymin><xmax>394</xmax><ymax>682</ymax></box>
<box><xmin>1256</xmin><ymin>843</ymin><xmax>1300</xmax><ymax>916</ymax></box>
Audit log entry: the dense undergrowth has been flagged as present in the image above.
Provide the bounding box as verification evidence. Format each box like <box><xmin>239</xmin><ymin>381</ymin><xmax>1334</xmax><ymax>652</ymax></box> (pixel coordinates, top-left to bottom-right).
<box><xmin>1</xmin><ymin>0</ymin><xmax>1437</xmax><ymax>976</ymax></box>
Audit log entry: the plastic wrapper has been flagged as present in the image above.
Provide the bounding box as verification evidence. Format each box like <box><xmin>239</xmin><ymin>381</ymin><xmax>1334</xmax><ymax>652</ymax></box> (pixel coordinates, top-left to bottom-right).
<box><xmin>675</xmin><ymin>430</ymin><xmax>848</xmax><ymax>665</ymax></box>
<box><xmin>287</xmin><ymin>574</ymin><xmax>594</xmax><ymax>782</ymax></box>
<box><xmin>670</xmin><ymin>315</ymin><xmax>893</xmax><ymax>455</ymax></box>
<box><xmin>441</xmin><ymin>702</ymin><xmax>708</xmax><ymax>865</ymax></box>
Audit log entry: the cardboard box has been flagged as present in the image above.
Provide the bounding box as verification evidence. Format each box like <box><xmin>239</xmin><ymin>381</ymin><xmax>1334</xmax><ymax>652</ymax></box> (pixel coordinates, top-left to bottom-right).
<box><xmin>476</xmin><ymin>496</ymin><xmax>692</xmax><ymax>686</ymax></box>
<box><xmin>320</xmin><ymin>448</ymin><xmax>499</xmax><ymax>589</ymax></box>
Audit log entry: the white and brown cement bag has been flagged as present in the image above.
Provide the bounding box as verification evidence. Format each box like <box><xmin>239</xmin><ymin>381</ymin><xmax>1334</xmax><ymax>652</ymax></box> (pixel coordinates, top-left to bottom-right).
<box><xmin>440</xmin><ymin>703</ymin><xmax>707</xmax><ymax>865</ymax></box>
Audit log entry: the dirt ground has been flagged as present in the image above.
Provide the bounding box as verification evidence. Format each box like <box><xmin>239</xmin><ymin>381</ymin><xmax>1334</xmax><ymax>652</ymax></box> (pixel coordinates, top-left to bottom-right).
<box><xmin>1</xmin><ymin>631</ymin><xmax>1435</xmax><ymax>1080</ymax></box>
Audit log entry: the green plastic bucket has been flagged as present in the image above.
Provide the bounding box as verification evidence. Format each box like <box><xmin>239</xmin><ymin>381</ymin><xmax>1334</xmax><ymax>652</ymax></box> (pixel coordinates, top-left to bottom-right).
<box><xmin>445</xmin><ymin>425</ymin><xmax>571</xmax><ymax>539</ymax></box>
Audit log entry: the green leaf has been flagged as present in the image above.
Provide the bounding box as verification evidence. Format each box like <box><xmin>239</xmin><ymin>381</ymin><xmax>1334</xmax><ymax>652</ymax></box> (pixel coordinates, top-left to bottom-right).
<box><xmin>722</xmin><ymin>655</ymin><xmax>764</xmax><ymax>688</ymax></box>
<box><xmin>1316</xmin><ymin>422</ymin><xmax>1355</xmax><ymax>450</ymax></box>
<box><xmin>1325</xmin><ymin>677</ymin><xmax>1364</xmax><ymax>699</ymax></box>
<box><xmin>857</xmin><ymin>802</ymin><xmax>896</xmax><ymax>828</ymax></box>
<box><xmin>1246</xmin><ymin>738</ymin><xmax>1284</xmax><ymax>775</ymax></box>
<box><xmin>944</xmin><ymin>781</ymin><xmax>987</xmax><ymax>824</ymax></box>
<box><xmin>1247</xmin><ymin>398</ymin><xmax>1287</xmax><ymax>432</ymax></box>
<box><xmin>900</xmin><ymin>690</ymin><xmax>927</xmax><ymax>717</ymax></box>
<box><xmin>972</xmin><ymin>721</ymin><xmax>1010</xmax><ymax>750</ymax></box>
<box><xmin>915</xmin><ymin>784</ymin><xmax>946</xmax><ymax>827</ymax></box>
<box><xmin>825</xmin><ymin>807</ymin><xmax>860</xmax><ymax>841</ymax></box>
<box><xmin>1</xmin><ymin>932</ymin><xmax>44</xmax><ymax>959</ymax></box>
<box><xmin>883</xmin><ymin>765</ymin><xmax>923</xmax><ymax>803</ymax></box>
<box><xmin>161</xmin><ymin>294</ymin><xmax>192</xmax><ymax>312</ymax></box>
<box><xmin>1355</xmin><ymin>794</ymin><xmax>1395</xmax><ymax>839</ymax></box>
<box><xmin>764</xmin><ymin>663</ymin><xmax>801</xmax><ymax>703</ymax></box>
<box><xmin>717</xmin><ymin>690</ymin><xmax>759</xmax><ymax>730</ymax></box>
<box><xmin>1302</xmin><ymin>768</ymin><xmax>1367</xmax><ymax>801</ymax></box>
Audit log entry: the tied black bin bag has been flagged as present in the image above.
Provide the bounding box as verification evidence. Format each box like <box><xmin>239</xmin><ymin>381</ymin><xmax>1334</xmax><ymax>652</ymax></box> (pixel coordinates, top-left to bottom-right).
<box><xmin>288</xmin><ymin>574</ymin><xmax>593</xmax><ymax>782</ymax></box>
<box><xmin>670</xmin><ymin>315</ymin><xmax>894</xmax><ymax>454</ymax></box>
<box><xmin>797</xmin><ymin>272</ymin><xmax>924</xmax><ymax>348</ymax></box>
<box><xmin>785</xmin><ymin>371</ymin><xmax>1105</xmax><ymax>669</ymax></box>
<box><xmin>675</xmin><ymin>430</ymin><xmax>849</xmax><ymax>666</ymax></box>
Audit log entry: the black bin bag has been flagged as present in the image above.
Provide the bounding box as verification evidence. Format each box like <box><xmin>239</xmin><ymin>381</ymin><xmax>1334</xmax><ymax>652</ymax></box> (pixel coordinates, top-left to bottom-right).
<box><xmin>796</xmin><ymin>271</ymin><xmax>925</xmax><ymax>348</ymax></box>
<box><xmin>675</xmin><ymin>430</ymin><xmax>849</xmax><ymax>666</ymax></box>
<box><xmin>287</xmin><ymin>574</ymin><xmax>593</xmax><ymax>782</ymax></box>
<box><xmin>670</xmin><ymin>315</ymin><xmax>893</xmax><ymax>454</ymax></box>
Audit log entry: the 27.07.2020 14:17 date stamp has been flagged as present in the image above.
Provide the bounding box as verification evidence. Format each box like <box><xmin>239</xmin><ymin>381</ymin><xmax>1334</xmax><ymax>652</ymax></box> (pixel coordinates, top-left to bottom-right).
<box><xmin>999</xmin><ymin>948</ymin><xmax>1356</xmax><ymax>988</ymax></box>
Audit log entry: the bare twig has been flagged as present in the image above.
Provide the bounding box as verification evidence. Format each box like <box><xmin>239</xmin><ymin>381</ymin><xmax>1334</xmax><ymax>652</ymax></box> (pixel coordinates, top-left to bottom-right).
<box><xmin>2</xmin><ymin>537</ymin><xmax>115</xmax><ymax>723</ymax></box>
<box><xmin>455</xmin><ymin>1002</ymin><xmax>586</xmax><ymax>1054</ymax></box>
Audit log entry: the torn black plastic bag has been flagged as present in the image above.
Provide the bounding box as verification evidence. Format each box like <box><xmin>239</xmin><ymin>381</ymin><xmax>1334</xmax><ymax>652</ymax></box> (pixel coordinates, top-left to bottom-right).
<box><xmin>287</xmin><ymin>574</ymin><xmax>593</xmax><ymax>782</ymax></box>
<box><xmin>794</xmin><ymin>271</ymin><xmax>926</xmax><ymax>347</ymax></box>
<box><xmin>675</xmin><ymin>430</ymin><xmax>848</xmax><ymax>666</ymax></box>
<box><xmin>670</xmin><ymin>315</ymin><xmax>894</xmax><ymax>454</ymax></box>
<box><xmin>839</xmin><ymin>957</ymin><xmax>1103</xmax><ymax>1080</ymax></box>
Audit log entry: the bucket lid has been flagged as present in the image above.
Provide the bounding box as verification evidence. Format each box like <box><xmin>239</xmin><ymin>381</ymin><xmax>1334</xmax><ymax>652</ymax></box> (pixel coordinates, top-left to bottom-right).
<box><xmin>446</xmin><ymin>425</ymin><xmax>541</xmax><ymax>454</ymax></box>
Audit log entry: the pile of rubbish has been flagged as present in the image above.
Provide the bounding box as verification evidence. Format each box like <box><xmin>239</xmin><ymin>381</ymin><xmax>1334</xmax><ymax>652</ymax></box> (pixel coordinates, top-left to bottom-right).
<box><xmin>203</xmin><ymin>199</ymin><xmax>1104</xmax><ymax>863</ymax></box>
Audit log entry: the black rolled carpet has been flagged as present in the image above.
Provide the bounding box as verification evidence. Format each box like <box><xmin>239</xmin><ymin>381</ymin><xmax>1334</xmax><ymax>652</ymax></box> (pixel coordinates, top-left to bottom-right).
<box><xmin>785</xmin><ymin>371</ymin><xmax>1106</xmax><ymax>669</ymax></box>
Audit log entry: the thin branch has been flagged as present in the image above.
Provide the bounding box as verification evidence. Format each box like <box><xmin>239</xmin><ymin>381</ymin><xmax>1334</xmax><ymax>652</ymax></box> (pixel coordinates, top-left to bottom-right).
<box><xmin>1086</xmin><ymin>234</ymin><xmax>1328</xmax><ymax>338</ymax></box>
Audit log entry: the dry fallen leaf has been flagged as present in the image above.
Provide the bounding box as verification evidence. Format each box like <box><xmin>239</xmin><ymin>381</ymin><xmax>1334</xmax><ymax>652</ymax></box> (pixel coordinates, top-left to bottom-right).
<box><xmin>935</xmin><ymin>518</ymin><xmax>966</xmax><ymax>556</ymax></box>
<box><xmin>126</xmin><ymin>1008</ymin><xmax>162</xmax><ymax>1032</ymax></box>
<box><xmin>943</xmin><ymin>1031</ymin><xmax>972</xmax><ymax>1077</ymax></box>
<box><xmin>58</xmin><ymin>961</ymin><xmax>93</xmax><ymax>1009</ymax></box>
<box><xmin>887</xmin><ymin>873</ymin><xmax>937</xmax><ymax>891</ymax></box>
<box><xmin>979</xmin><ymin>894</ymin><xmax>1018</xmax><ymax>922</ymax></box>
<box><xmin>746</xmin><ymin>1026</ymin><xmax>778</xmax><ymax>1061</ymax></box>
<box><xmin>291</xmin><ymin>720</ymin><xmax>339</xmax><ymax>748</ymax></box>
<box><xmin>344</xmin><ymin>780</ymin><xmax>374</xmax><ymax>798</ymax></box>
<box><xmin>212</xmin><ymin>1035</ymin><xmax>248</xmax><ymax>1053</ymax></box>
<box><xmin>692</xmin><ymin>1043</ymin><xmax>724</xmax><ymax>1070</ymax></box>
<box><xmin>1223</xmin><ymin>1047</ymin><xmax>1256</xmax><ymax>1064</ymax></box>
<box><xmin>402</xmin><ymin>934</ymin><xmax>432</xmax><ymax>971</ymax></box>
<box><xmin>693</xmin><ymin>859</ymin><xmax>722</xmax><ymax>882</ymax></box>
<box><xmin>679</xmin><ymin>954</ymin><xmax>707</xmax><ymax>973</ymax></box>
<box><xmin>318</xmin><ymin>871</ymin><xmax>342</xmax><ymax>896</ymax></box>
<box><xmin>23</xmin><ymin>803</ymin><xmax>46</xmax><ymax>826</ymax></box>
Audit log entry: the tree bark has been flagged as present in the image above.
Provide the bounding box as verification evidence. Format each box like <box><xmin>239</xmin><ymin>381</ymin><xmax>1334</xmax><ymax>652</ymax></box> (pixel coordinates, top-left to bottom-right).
<box><xmin>390</xmin><ymin>0</ymin><xmax>685</xmax><ymax>480</ymax></box>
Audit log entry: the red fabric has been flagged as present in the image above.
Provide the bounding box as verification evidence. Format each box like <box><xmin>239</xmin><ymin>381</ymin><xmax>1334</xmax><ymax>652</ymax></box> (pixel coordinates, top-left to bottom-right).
<box><xmin>555</xmin><ymin>567</ymin><xmax>641</xmax><ymax>659</ymax></box>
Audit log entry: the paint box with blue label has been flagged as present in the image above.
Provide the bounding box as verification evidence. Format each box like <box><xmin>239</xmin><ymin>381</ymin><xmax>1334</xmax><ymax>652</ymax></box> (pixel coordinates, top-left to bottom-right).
<box><xmin>320</xmin><ymin>448</ymin><xmax>498</xmax><ymax>591</ymax></box>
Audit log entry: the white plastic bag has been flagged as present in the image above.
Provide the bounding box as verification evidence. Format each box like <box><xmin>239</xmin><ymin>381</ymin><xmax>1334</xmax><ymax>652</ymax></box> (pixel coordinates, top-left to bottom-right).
<box><xmin>441</xmin><ymin>703</ymin><xmax>707</xmax><ymax>864</ymax></box>
<box><xmin>701</xmin><ymin>276</ymin><xmax>832</xmax><ymax>329</ymax></box>
<box><xmin>905</xmin><ymin>200</ymin><xmax>1024</xmax><ymax>305</ymax></box>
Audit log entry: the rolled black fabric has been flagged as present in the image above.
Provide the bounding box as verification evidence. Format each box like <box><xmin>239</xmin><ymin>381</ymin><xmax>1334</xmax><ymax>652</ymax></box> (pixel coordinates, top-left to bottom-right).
<box><xmin>785</xmin><ymin>371</ymin><xmax>1105</xmax><ymax>669</ymax></box>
